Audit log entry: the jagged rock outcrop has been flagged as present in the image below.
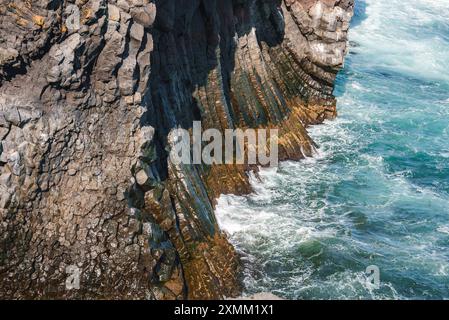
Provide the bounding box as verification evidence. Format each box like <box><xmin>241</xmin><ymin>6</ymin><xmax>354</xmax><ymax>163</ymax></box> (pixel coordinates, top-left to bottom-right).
<box><xmin>0</xmin><ymin>0</ymin><xmax>353</xmax><ymax>299</ymax></box>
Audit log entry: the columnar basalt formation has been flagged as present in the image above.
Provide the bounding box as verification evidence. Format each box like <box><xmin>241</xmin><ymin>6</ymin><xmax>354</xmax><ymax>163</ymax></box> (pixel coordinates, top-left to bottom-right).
<box><xmin>0</xmin><ymin>0</ymin><xmax>353</xmax><ymax>299</ymax></box>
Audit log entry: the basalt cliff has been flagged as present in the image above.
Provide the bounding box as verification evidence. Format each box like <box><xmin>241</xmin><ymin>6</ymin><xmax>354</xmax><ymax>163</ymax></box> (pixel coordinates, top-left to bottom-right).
<box><xmin>0</xmin><ymin>0</ymin><xmax>353</xmax><ymax>299</ymax></box>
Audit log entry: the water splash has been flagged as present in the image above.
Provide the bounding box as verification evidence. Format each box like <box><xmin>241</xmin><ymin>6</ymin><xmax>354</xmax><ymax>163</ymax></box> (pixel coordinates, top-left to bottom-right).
<box><xmin>216</xmin><ymin>0</ymin><xmax>449</xmax><ymax>299</ymax></box>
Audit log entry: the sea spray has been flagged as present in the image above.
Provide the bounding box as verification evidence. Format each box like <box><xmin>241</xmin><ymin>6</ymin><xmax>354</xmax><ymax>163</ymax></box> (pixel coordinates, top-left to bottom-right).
<box><xmin>216</xmin><ymin>0</ymin><xmax>449</xmax><ymax>299</ymax></box>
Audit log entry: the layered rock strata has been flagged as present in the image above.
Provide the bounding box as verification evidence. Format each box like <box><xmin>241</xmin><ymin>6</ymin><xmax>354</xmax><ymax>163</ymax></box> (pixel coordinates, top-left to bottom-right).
<box><xmin>0</xmin><ymin>0</ymin><xmax>353</xmax><ymax>299</ymax></box>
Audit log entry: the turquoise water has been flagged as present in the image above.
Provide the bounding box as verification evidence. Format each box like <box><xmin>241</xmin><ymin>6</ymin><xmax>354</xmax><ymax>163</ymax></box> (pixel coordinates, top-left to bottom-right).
<box><xmin>216</xmin><ymin>0</ymin><xmax>449</xmax><ymax>299</ymax></box>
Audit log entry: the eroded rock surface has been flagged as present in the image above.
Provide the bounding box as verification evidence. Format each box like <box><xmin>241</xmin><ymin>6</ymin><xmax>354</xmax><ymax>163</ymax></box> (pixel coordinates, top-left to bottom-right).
<box><xmin>0</xmin><ymin>0</ymin><xmax>353</xmax><ymax>299</ymax></box>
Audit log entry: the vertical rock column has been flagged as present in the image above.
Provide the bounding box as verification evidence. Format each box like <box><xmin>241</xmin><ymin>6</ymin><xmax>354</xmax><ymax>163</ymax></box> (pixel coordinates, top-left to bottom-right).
<box><xmin>0</xmin><ymin>0</ymin><xmax>353</xmax><ymax>299</ymax></box>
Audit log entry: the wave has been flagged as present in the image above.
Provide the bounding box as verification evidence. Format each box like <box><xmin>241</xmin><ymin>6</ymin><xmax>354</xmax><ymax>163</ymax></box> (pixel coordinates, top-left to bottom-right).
<box><xmin>215</xmin><ymin>0</ymin><xmax>449</xmax><ymax>299</ymax></box>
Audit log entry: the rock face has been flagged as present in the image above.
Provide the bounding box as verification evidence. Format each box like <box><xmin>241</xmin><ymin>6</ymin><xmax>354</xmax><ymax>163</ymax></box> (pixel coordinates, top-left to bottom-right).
<box><xmin>0</xmin><ymin>0</ymin><xmax>353</xmax><ymax>299</ymax></box>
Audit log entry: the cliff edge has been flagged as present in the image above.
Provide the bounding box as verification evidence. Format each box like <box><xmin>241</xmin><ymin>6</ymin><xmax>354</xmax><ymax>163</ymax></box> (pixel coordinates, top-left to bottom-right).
<box><xmin>0</xmin><ymin>0</ymin><xmax>353</xmax><ymax>299</ymax></box>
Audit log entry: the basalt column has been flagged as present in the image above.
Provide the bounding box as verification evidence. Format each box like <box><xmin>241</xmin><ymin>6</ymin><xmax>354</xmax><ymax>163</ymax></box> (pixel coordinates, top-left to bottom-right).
<box><xmin>0</xmin><ymin>0</ymin><xmax>353</xmax><ymax>299</ymax></box>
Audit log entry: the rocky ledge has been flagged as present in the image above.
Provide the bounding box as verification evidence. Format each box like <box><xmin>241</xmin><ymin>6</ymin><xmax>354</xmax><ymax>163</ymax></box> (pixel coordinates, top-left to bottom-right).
<box><xmin>0</xmin><ymin>0</ymin><xmax>353</xmax><ymax>299</ymax></box>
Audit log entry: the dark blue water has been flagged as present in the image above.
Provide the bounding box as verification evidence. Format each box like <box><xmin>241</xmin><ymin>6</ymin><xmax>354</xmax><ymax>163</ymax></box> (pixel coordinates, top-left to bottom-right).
<box><xmin>216</xmin><ymin>0</ymin><xmax>449</xmax><ymax>299</ymax></box>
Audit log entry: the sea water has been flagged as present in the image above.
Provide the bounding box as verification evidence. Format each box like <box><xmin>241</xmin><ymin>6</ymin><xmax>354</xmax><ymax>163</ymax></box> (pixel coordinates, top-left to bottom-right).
<box><xmin>215</xmin><ymin>0</ymin><xmax>449</xmax><ymax>299</ymax></box>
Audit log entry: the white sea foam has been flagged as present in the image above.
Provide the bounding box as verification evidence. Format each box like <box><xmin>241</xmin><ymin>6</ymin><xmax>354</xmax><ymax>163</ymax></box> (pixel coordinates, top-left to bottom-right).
<box><xmin>437</xmin><ymin>225</ymin><xmax>449</xmax><ymax>235</ymax></box>
<box><xmin>215</xmin><ymin>0</ymin><xmax>449</xmax><ymax>299</ymax></box>
<box><xmin>351</xmin><ymin>0</ymin><xmax>449</xmax><ymax>83</ymax></box>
